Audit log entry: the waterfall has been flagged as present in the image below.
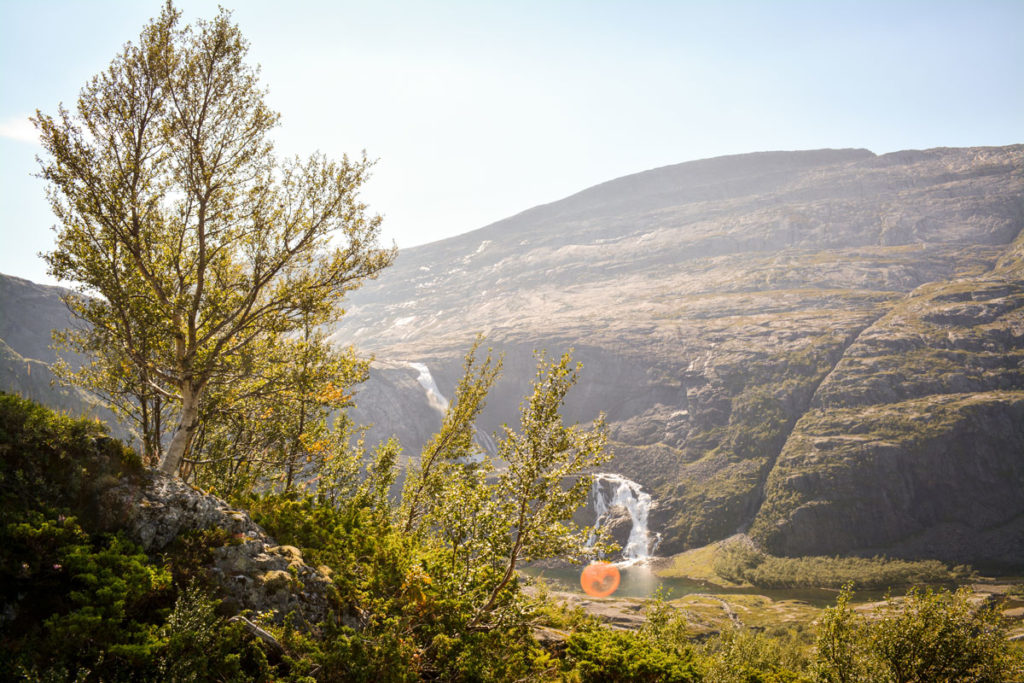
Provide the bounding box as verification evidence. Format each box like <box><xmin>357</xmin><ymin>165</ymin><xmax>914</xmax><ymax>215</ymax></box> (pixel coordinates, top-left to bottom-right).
<box><xmin>409</xmin><ymin>362</ymin><xmax>449</xmax><ymax>414</ymax></box>
<box><xmin>590</xmin><ymin>473</ymin><xmax>659</xmax><ymax>563</ymax></box>
<box><xmin>407</xmin><ymin>362</ymin><xmax>496</xmax><ymax>457</ymax></box>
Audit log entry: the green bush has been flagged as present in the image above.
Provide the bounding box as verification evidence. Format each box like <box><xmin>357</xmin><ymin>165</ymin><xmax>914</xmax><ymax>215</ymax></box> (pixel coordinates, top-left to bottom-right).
<box><xmin>815</xmin><ymin>585</ymin><xmax>1024</xmax><ymax>682</ymax></box>
<box><xmin>160</xmin><ymin>583</ymin><xmax>270</xmax><ymax>682</ymax></box>
<box><xmin>0</xmin><ymin>396</ymin><xmax>273</xmax><ymax>681</ymax></box>
<box><xmin>564</xmin><ymin>627</ymin><xmax>700</xmax><ymax>682</ymax></box>
<box><xmin>700</xmin><ymin>627</ymin><xmax>813</xmax><ymax>682</ymax></box>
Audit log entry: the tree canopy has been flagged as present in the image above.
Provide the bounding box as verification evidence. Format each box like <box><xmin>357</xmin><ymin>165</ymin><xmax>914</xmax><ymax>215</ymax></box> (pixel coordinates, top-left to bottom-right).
<box><xmin>35</xmin><ymin>1</ymin><xmax>394</xmax><ymax>476</ymax></box>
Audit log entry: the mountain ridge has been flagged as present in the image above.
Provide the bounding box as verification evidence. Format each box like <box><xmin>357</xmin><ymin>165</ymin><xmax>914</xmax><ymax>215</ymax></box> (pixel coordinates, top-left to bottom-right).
<box><xmin>4</xmin><ymin>145</ymin><xmax>1023</xmax><ymax>567</ymax></box>
<box><xmin>333</xmin><ymin>144</ymin><xmax>1024</xmax><ymax>567</ymax></box>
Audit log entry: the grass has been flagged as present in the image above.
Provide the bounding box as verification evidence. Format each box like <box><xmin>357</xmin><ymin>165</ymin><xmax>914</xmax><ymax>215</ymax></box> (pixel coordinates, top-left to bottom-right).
<box><xmin>711</xmin><ymin>540</ymin><xmax>971</xmax><ymax>591</ymax></box>
<box><xmin>654</xmin><ymin>540</ymin><xmax>744</xmax><ymax>586</ymax></box>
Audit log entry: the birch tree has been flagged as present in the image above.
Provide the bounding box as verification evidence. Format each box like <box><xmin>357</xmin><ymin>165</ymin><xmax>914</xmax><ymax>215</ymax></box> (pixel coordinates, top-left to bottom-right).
<box><xmin>35</xmin><ymin>2</ymin><xmax>394</xmax><ymax>475</ymax></box>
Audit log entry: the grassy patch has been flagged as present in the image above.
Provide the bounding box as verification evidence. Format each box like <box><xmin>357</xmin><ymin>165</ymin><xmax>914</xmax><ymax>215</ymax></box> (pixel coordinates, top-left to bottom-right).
<box><xmin>712</xmin><ymin>540</ymin><xmax>971</xmax><ymax>590</ymax></box>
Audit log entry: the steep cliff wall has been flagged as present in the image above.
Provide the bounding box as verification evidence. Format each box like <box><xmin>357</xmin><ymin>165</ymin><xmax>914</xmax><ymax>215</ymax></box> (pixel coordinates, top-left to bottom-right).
<box><xmin>752</xmin><ymin>253</ymin><xmax>1024</xmax><ymax>567</ymax></box>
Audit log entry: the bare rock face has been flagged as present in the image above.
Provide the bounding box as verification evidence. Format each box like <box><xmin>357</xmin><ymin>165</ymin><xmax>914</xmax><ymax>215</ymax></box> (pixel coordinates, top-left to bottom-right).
<box><xmin>601</xmin><ymin>505</ymin><xmax>636</xmax><ymax>551</ymax></box>
<box><xmin>100</xmin><ymin>470</ymin><xmax>339</xmax><ymax>626</ymax></box>
<box><xmin>751</xmin><ymin>255</ymin><xmax>1024</xmax><ymax>568</ymax></box>
<box><xmin>329</xmin><ymin>145</ymin><xmax>1024</xmax><ymax>567</ymax></box>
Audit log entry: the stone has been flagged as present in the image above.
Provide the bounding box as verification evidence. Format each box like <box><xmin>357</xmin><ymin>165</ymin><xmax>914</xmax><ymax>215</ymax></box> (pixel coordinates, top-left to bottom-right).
<box><xmin>98</xmin><ymin>469</ymin><xmax>340</xmax><ymax>627</ymax></box>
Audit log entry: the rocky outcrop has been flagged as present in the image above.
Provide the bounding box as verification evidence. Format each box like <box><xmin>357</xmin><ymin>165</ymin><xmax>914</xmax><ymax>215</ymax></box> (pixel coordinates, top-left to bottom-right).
<box><xmin>100</xmin><ymin>470</ymin><xmax>340</xmax><ymax>626</ymax></box>
<box><xmin>751</xmin><ymin>256</ymin><xmax>1024</xmax><ymax>567</ymax></box>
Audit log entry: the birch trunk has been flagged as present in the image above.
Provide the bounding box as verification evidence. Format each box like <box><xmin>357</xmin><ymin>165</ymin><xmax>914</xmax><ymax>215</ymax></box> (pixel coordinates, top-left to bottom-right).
<box><xmin>159</xmin><ymin>384</ymin><xmax>202</xmax><ymax>475</ymax></box>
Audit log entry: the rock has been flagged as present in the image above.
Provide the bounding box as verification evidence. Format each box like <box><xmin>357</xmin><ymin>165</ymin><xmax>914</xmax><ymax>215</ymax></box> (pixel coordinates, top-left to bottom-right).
<box><xmin>99</xmin><ymin>469</ymin><xmax>340</xmax><ymax>627</ymax></box>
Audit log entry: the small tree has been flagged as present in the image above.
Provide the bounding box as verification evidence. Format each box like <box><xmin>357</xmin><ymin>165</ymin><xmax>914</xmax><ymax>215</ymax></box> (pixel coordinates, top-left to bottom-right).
<box><xmin>468</xmin><ymin>350</ymin><xmax>610</xmax><ymax>627</ymax></box>
<box><xmin>36</xmin><ymin>2</ymin><xmax>394</xmax><ymax>476</ymax></box>
<box><xmin>815</xmin><ymin>584</ymin><xmax>879</xmax><ymax>683</ymax></box>
<box><xmin>398</xmin><ymin>344</ymin><xmax>610</xmax><ymax>629</ymax></box>
<box><xmin>870</xmin><ymin>586</ymin><xmax>1019</xmax><ymax>683</ymax></box>
<box><xmin>401</xmin><ymin>335</ymin><xmax>502</xmax><ymax>535</ymax></box>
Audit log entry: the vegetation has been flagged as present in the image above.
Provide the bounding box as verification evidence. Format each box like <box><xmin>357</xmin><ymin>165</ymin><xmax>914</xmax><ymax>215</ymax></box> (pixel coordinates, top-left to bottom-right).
<box><xmin>0</xmin><ymin>393</ymin><xmax>268</xmax><ymax>680</ymax></box>
<box><xmin>816</xmin><ymin>584</ymin><xmax>1022</xmax><ymax>682</ymax></box>
<box><xmin>0</xmin><ymin>337</ymin><xmax>619</xmax><ymax>680</ymax></box>
<box><xmin>35</xmin><ymin>1</ymin><xmax>394</xmax><ymax>476</ymax></box>
<box><xmin>9</xmin><ymin>3</ymin><xmax>1024</xmax><ymax>681</ymax></box>
<box><xmin>3</xmin><ymin>390</ymin><xmax>1024</xmax><ymax>679</ymax></box>
<box><xmin>713</xmin><ymin>540</ymin><xmax>970</xmax><ymax>590</ymax></box>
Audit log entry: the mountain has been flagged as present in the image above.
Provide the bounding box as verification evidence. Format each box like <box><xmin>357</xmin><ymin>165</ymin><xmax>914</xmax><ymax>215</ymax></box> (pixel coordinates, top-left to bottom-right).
<box><xmin>333</xmin><ymin>146</ymin><xmax>1024</xmax><ymax>568</ymax></box>
<box><xmin>0</xmin><ymin>274</ymin><xmax>118</xmax><ymax>426</ymax></box>
<box><xmin>4</xmin><ymin>146</ymin><xmax>1022</xmax><ymax>569</ymax></box>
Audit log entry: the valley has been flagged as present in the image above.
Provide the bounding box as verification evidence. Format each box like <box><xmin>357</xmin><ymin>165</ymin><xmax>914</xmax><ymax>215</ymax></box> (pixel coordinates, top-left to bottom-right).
<box><xmin>4</xmin><ymin>145</ymin><xmax>1023</xmax><ymax>572</ymax></box>
<box><xmin>333</xmin><ymin>145</ymin><xmax>1024</xmax><ymax>568</ymax></box>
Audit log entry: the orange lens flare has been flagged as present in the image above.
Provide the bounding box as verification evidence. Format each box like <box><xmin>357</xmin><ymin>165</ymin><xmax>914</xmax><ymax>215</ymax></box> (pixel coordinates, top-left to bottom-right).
<box><xmin>580</xmin><ymin>561</ymin><xmax>620</xmax><ymax>597</ymax></box>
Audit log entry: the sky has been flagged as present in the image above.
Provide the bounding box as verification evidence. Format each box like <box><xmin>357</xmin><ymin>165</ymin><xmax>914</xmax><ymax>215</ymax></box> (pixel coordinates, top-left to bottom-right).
<box><xmin>1</xmin><ymin>0</ymin><xmax>1022</xmax><ymax>286</ymax></box>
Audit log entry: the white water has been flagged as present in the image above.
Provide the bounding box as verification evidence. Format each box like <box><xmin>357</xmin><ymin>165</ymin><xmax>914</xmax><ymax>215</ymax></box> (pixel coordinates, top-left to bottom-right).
<box><xmin>408</xmin><ymin>362</ymin><xmax>497</xmax><ymax>457</ymax></box>
<box><xmin>409</xmin><ymin>362</ymin><xmax>449</xmax><ymax>414</ymax></box>
<box><xmin>590</xmin><ymin>473</ymin><xmax>659</xmax><ymax>563</ymax></box>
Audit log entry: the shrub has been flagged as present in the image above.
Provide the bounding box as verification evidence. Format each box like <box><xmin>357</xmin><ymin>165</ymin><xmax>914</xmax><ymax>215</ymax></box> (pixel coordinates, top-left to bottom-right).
<box><xmin>714</xmin><ymin>540</ymin><xmax>966</xmax><ymax>590</ymax></box>
<box><xmin>564</xmin><ymin>627</ymin><xmax>700</xmax><ymax>682</ymax></box>
<box><xmin>815</xmin><ymin>585</ymin><xmax>1024</xmax><ymax>682</ymax></box>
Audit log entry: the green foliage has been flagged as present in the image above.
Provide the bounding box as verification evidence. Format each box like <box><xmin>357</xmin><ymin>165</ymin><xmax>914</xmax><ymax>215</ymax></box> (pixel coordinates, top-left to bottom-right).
<box><xmin>189</xmin><ymin>328</ymin><xmax>371</xmax><ymax>498</ymax></box>
<box><xmin>870</xmin><ymin>586</ymin><xmax>1020</xmax><ymax>682</ymax></box>
<box><xmin>0</xmin><ymin>396</ymin><xmax>275</xmax><ymax>681</ymax></box>
<box><xmin>713</xmin><ymin>540</ymin><xmax>966</xmax><ymax>590</ymax></box>
<box><xmin>41</xmin><ymin>534</ymin><xmax>172</xmax><ymax>676</ymax></box>
<box><xmin>240</xmin><ymin>344</ymin><xmax>611</xmax><ymax>679</ymax></box>
<box><xmin>401</xmin><ymin>335</ymin><xmax>502</xmax><ymax>535</ymax></box>
<box><xmin>7</xmin><ymin>394</ymin><xmax>1023</xmax><ymax>682</ymax></box>
<box><xmin>160</xmin><ymin>583</ymin><xmax>270</xmax><ymax>682</ymax></box>
<box><xmin>700</xmin><ymin>627</ymin><xmax>813</xmax><ymax>683</ymax></box>
<box><xmin>564</xmin><ymin>627</ymin><xmax>700</xmax><ymax>682</ymax></box>
<box><xmin>814</xmin><ymin>585</ymin><xmax>1024</xmax><ymax>682</ymax></box>
<box><xmin>815</xmin><ymin>585</ymin><xmax>877</xmax><ymax>683</ymax></box>
<box><xmin>36</xmin><ymin>1</ymin><xmax>394</xmax><ymax>475</ymax></box>
<box><xmin>0</xmin><ymin>392</ymin><xmax>140</xmax><ymax>517</ymax></box>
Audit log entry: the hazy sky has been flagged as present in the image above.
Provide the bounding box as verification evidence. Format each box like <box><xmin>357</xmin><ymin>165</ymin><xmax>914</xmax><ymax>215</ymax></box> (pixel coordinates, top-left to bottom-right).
<box><xmin>2</xmin><ymin>0</ymin><xmax>1022</xmax><ymax>285</ymax></box>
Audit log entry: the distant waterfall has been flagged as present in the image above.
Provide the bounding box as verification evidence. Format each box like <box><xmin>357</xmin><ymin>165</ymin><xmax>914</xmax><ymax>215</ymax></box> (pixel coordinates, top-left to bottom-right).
<box><xmin>407</xmin><ymin>362</ymin><xmax>496</xmax><ymax>457</ymax></box>
<box><xmin>590</xmin><ymin>473</ymin><xmax>658</xmax><ymax>563</ymax></box>
<box><xmin>409</xmin><ymin>362</ymin><xmax>449</xmax><ymax>414</ymax></box>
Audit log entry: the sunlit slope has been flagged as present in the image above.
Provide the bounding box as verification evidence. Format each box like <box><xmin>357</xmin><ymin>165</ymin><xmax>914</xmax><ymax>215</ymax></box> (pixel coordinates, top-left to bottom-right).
<box><xmin>332</xmin><ymin>145</ymin><xmax>1024</xmax><ymax>566</ymax></box>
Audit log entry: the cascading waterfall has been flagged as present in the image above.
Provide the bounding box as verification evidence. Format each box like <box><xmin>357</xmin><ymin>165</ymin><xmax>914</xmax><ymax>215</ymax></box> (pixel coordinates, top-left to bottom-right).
<box><xmin>409</xmin><ymin>362</ymin><xmax>449</xmax><ymax>414</ymax></box>
<box><xmin>590</xmin><ymin>473</ymin><xmax>659</xmax><ymax>563</ymax></box>
<box><xmin>408</xmin><ymin>362</ymin><xmax>496</xmax><ymax>457</ymax></box>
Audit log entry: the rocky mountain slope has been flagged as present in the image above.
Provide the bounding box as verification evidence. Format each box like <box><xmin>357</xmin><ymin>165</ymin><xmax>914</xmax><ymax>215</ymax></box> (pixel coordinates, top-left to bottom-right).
<box><xmin>4</xmin><ymin>145</ymin><xmax>1022</xmax><ymax>568</ymax></box>
<box><xmin>0</xmin><ymin>274</ymin><xmax>117</xmax><ymax>428</ymax></box>
<box><xmin>332</xmin><ymin>146</ymin><xmax>1024</xmax><ymax>568</ymax></box>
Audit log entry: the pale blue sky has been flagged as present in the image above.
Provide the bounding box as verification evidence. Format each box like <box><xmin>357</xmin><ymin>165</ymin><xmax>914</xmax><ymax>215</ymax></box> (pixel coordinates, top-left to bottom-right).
<box><xmin>2</xmin><ymin>0</ymin><xmax>1022</xmax><ymax>285</ymax></box>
